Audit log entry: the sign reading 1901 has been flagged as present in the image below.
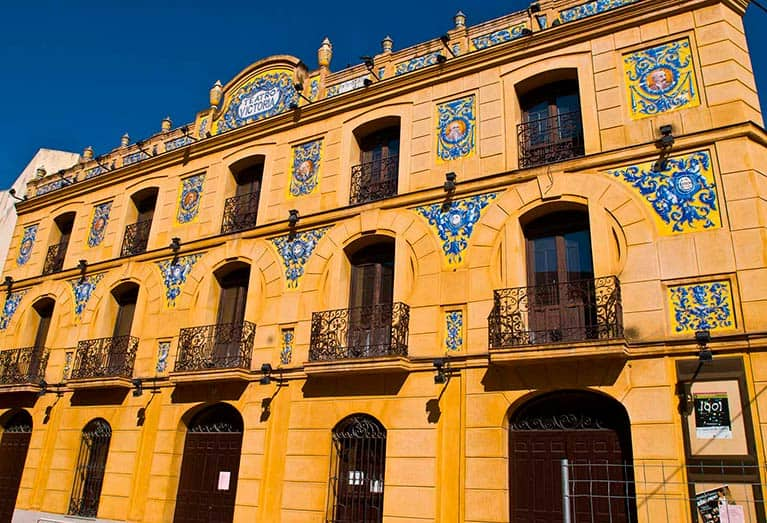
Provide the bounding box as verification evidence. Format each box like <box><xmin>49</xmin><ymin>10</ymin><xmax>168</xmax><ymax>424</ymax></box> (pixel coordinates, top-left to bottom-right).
<box><xmin>237</xmin><ymin>88</ymin><xmax>281</xmax><ymax>119</ymax></box>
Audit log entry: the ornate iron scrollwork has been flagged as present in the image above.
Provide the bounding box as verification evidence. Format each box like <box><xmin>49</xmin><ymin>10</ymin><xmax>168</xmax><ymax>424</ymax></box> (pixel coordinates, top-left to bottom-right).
<box><xmin>70</xmin><ymin>336</ymin><xmax>138</xmax><ymax>379</ymax></box>
<box><xmin>175</xmin><ymin>321</ymin><xmax>255</xmax><ymax>372</ymax></box>
<box><xmin>221</xmin><ymin>192</ymin><xmax>260</xmax><ymax>234</ymax></box>
<box><xmin>42</xmin><ymin>241</ymin><xmax>68</xmax><ymax>275</ymax></box>
<box><xmin>309</xmin><ymin>302</ymin><xmax>409</xmax><ymax>362</ymax></box>
<box><xmin>488</xmin><ymin>276</ymin><xmax>623</xmax><ymax>348</ymax></box>
<box><xmin>349</xmin><ymin>156</ymin><xmax>399</xmax><ymax>205</ymax></box>
<box><xmin>120</xmin><ymin>219</ymin><xmax>153</xmax><ymax>257</ymax></box>
<box><xmin>517</xmin><ymin>111</ymin><xmax>584</xmax><ymax>169</ymax></box>
<box><xmin>0</xmin><ymin>346</ymin><xmax>49</xmax><ymax>385</ymax></box>
<box><xmin>511</xmin><ymin>413</ymin><xmax>606</xmax><ymax>431</ymax></box>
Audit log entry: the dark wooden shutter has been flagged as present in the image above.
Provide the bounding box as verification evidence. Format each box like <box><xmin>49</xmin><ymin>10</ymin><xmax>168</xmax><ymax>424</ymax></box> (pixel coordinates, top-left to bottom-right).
<box><xmin>0</xmin><ymin>415</ymin><xmax>32</xmax><ymax>523</ymax></box>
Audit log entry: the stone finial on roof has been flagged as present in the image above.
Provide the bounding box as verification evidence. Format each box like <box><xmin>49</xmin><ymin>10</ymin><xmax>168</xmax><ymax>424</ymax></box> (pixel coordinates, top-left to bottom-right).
<box><xmin>210</xmin><ymin>80</ymin><xmax>223</xmax><ymax>109</ymax></box>
<box><xmin>162</xmin><ymin>116</ymin><xmax>172</xmax><ymax>133</ymax></box>
<box><xmin>454</xmin><ymin>11</ymin><xmax>466</xmax><ymax>29</ymax></box>
<box><xmin>382</xmin><ymin>35</ymin><xmax>393</xmax><ymax>54</ymax></box>
<box><xmin>35</xmin><ymin>167</ymin><xmax>46</xmax><ymax>179</ymax></box>
<box><xmin>83</xmin><ymin>146</ymin><xmax>94</xmax><ymax>160</ymax></box>
<box><xmin>318</xmin><ymin>37</ymin><xmax>333</xmax><ymax>69</ymax></box>
<box><xmin>121</xmin><ymin>133</ymin><xmax>130</xmax><ymax>148</ymax></box>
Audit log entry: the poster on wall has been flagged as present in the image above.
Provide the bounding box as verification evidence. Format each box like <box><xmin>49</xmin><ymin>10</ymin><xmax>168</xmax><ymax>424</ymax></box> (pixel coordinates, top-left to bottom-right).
<box><xmin>694</xmin><ymin>392</ymin><xmax>733</xmax><ymax>439</ymax></box>
<box><xmin>696</xmin><ymin>486</ymin><xmax>745</xmax><ymax>523</ymax></box>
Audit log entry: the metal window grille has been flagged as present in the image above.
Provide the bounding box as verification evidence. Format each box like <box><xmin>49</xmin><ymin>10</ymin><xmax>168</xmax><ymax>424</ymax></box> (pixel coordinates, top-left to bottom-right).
<box><xmin>560</xmin><ymin>460</ymin><xmax>766</xmax><ymax>523</ymax></box>
<box><xmin>69</xmin><ymin>419</ymin><xmax>112</xmax><ymax>517</ymax></box>
<box><xmin>120</xmin><ymin>218</ymin><xmax>153</xmax><ymax>257</ymax></box>
<box><xmin>328</xmin><ymin>415</ymin><xmax>387</xmax><ymax>523</ymax></box>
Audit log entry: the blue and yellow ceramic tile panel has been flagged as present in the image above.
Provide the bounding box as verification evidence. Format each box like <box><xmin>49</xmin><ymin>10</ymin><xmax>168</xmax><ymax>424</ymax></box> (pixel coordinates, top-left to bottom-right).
<box><xmin>156</xmin><ymin>254</ymin><xmax>204</xmax><ymax>307</ymax></box>
<box><xmin>668</xmin><ymin>280</ymin><xmax>736</xmax><ymax>334</ymax></box>
<box><xmin>197</xmin><ymin>118</ymin><xmax>209</xmax><ymax>139</ymax></box>
<box><xmin>0</xmin><ymin>290</ymin><xmax>27</xmax><ymax>330</ymax></box>
<box><xmin>445</xmin><ymin>311</ymin><xmax>464</xmax><ymax>352</ymax></box>
<box><xmin>289</xmin><ymin>139</ymin><xmax>322</xmax><ymax>198</ymax></box>
<box><xmin>69</xmin><ymin>273</ymin><xmax>105</xmax><ymax>319</ymax></box>
<box><xmin>415</xmin><ymin>192</ymin><xmax>497</xmax><ymax>268</ymax></box>
<box><xmin>624</xmin><ymin>38</ymin><xmax>700</xmax><ymax>119</ymax></box>
<box><xmin>395</xmin><ymin>52</ymin><xmax>442</xmax><ymax>76</ymax></box>
<box><xmin>470</xmin><ymin>22</ymin><xmax>528</xmax><ymax>51</ymax></box>
<box><xmin>214</xmin><ymin>68</ymin><xmax>297</xmax><ymax>134</ymax></box>
<box><xmin>437</xmin><ymin>96</ymin><xmax>476</xmax><ymax>162</ymax></box>
<box><xmin>17</xmin><ymin>224</ymin><xmax>38</xmax><ymax>266</ymax></box>
<box><xmin>608</xmin><ymin>150</ymin><xmax>720</xmax><ymax>235</ymax></box>
<box><xmin>87</xmin><ymin>202</ymin><xmax>112</xmax><ymax>248</ymax></box>
<box><xmin>176</xmin><ymin>174</ymin><xmax>205</xmax><ymax>225</ymax></box>
<box><xmin>271</xmin><ymin>227</ymin><xmax>330</xmax><ymax>289</ymax></box>
<box><xmin>557</xmin><ymin>0</ymin><xmax>640</xmax><ymax>24</ymax></box>
<box><xmin>156</xmin><ymin>341</ymin><xmax>170</xmax><ymax>373</ymax></box>
<box><xmin>280</xmin><ymin>328</ymin><xmax>294</xmax><ymax>365</ymax></box>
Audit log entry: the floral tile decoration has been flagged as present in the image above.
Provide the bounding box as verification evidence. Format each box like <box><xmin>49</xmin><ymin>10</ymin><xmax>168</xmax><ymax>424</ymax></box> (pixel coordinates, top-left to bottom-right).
<box><xmin>445</xmin><ymin>311</ymin><xmax>464</xmax><ymax>351</ymax></box>
<box><xmin>176</xmin><ymin>174</ymin><xmax>205</xmax><ymax>224</ymax></box>
<box><xmin>17</xmin><ymin>224</ymin><xmax>38</xmax><ymax>266</ymax></box>
<box><xmin>62</xmin><ymin>351</ymin><xmax>73</xmax><ymax>380</ymax></box>
<box><xmin>88</xmin><ymin>201</ymin><xmax>113</xmax><ymax>247</ymax></box>
<box><xmin>437</xmin><ymin>96</ymin><xmax>476</xmax><ymax>161</ymax></box>
<box><xmin>280</xmin><ymin>328</ymin><xmax>294</xmax><ymax>365</ymax></box>
<box><xmin>624</xmin><ymin>38</ymin><xmax>700</xmax><ymax>119</ymax></box>
<box><xmin>471</xmin><ymin>22</ymin><xmax>528</xmax><ymax>51</ymax></box>
<box><xmin>69</xmin><ymin>273</ymin><xmax>105</xmax><ymax>319</ymax></box>
<box><xmin>669</xmin><ymin>280</ymin><xmax>735</xmax><ymax>334</ymax></box>
<box><xmin>0</xmin><ymin>290</ymin><xmax>28</xmax><ymax>330</ymax></box>
<box><xmin>156</xmin><ymin>254</ymin><xmax>203</xmax><ymax>307</ymax></box>
<box><xmin>214</xmin><ymin>69</ymin><xmax>297</xmax><ymax>134</ymax></box>
<box><xmin>271</xmin><ymin>227</ymin><xmax>330</xmax><ymax>289</ymax></box>
<box><xmin>156</xmin><ymin>341</ymin><xmax>171</xmax><ymax>373</ymax></box>
<box><xmin>395</xmin><ymin>52</ymin><xmax>443</xmax><ymax>76</ymax></box>
<box><xmin>289</xmin><ymin>140</ymin><xmax>322</xmax><ymax>197</ymax></box>
<box><xmin>558</xmin><ymin>0</ymin><xmax>640</xmax><ymax>24</ymax></box>
<box><xmin>415</xmin><ymin>192</ymin><xmax>497</xmax><ymax>268</ymax></box>
<box><xmin>197</xmin><ymin>118</ymin><xmax>208</xmax><ymax>139</ymax></box>
<box><xmin>608</xmin><ymin>151</ymin><xmax>720</xmax><ymax>234</ymax></box>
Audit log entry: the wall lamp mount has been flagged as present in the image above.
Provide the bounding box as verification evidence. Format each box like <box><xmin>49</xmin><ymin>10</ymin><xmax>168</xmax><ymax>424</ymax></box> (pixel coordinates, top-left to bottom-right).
<box><xmin>4</xmin><ymin>276</ymin><xmax>12</xmax><ymax>295</ymax></box>
<box><xmin>77</xmin><ymin>259</ymin><xmax>88</xmax><ymax>283</ymax></box>
<box><xmin>259</xmin><ymin>363</ymin><xmax>285</xmax><ymax>385</ymax></box>
<box><xmin>444</xmin><ymin>172</ymin><xmax>457</xmax><ymax>193</ymax></box>
<box><xmin>360</xmin><ymin>56</ymin><xmax>381</xmax><ymax>81</ymax></box>
<box><xmin>696</xmin><ymin>329</ymin><xmax>712</xmax><ymax>363</ymax></box>
<box><xmin>439</xmin><ymin>35</ymin><xmax>458</xmax><ymax>58</ymax></box>
<box><xmin>8</xmin><ymin>188</ymin><xmax>26</xmax><ymax>202</ymax></box>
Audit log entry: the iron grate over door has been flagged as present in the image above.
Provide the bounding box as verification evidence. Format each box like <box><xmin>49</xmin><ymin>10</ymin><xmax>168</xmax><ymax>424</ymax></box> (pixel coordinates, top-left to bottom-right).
<box><xmin>174</xmin><ymin>417</ymin><xmax>243</xmax><ymax>523</ymax></box>
<box><xmin>69</xmin><ymin>419</ymin><xmax>112</xmax><ymax>517</ymax></box>
<box><xmin>0</xmin><ymin>414</ymin><xmax>32</xmax><ymax>523</ymax></box>
<box><xmin>328</xmin><ymin>415</ymin><xmax>387</xmax><ymax>523</ymax></box>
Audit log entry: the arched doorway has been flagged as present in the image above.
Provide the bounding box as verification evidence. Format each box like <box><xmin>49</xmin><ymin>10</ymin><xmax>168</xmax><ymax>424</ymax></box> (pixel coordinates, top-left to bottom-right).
<box><xmin>0</xmin><ymin>410</ymin><xmax>32</xmax><ymax>523</ymax></box>
<box><xmin>509</xmin><ymin>390</ymin><xmax>637</xmax><ymax>522</ymax></box>
<box><xmin>174</xmin><ymin>404</ymin><xmax>244</xmax><ymax>523</ymax></box>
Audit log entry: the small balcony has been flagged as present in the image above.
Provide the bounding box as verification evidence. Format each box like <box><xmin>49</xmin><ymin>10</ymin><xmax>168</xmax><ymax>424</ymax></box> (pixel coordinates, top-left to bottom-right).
<box><xmin>221</xmin><ymin>192</ymin><xmax>259</xmax><ymax>234</ymax></box>
<box><xmin>0</xmin><ymin>347</ymin><xmax>49</xmax><ymax>392</ymax></box>
<box><xmin>42</xmin><ymin>241</ymin><xmax>68</xmax><ymax>275</ymax></box>
<box><xmin>120</xmin><ymin>219</ymin><xmax>152</xmax><ymax>257</ymax></box>
<box><xmin>307</xmin><ymin>302</ymin><xmax>410</xmax><ymax>375</ymax></box>
<box><xmin>488</xmin><ymin>277</ymin><xmax>625</xmax><ymax>363</ymax></box>
<box><xmin>349</xmin><ymin>156</ymin><xmax>399</xmax><ymax>205</ymax></box>
<box><xmin>517</xmin><ymin>111</ymin><xmax>584</xmax><ymax>169</ymax></box>
<box><xmin>69</xmin><ymin>335</ymin><xmax>138</xmax><ymax>388</ymax></box>
<box><xmin>171</xmin><ymin>321</ymin><xmax>255</xmax><ymax>383</ymax></box>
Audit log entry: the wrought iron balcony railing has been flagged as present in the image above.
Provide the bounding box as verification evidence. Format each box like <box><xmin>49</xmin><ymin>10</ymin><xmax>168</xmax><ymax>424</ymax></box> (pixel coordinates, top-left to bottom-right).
<box><xmin>517</xmin><ymin>111</ymin><xmax>585</xmax><ymax>169</ymax></box>
<box><xmin>488</xmin><ymin>276</ymin><xmax>622</xmax><ymax>348</ymax></box>
<box><xmin>0</xmin><ymin>347</ymin><xmax>49</xmax><ymax>385</ymax></box>
<box><xmin>175</xmin><ymin>321</ymin><xmax>256</xmax><ymax>372</ymax></box>
<box><xmin>42</xmin><ymin>241</ymin><xmax>69</xmax><ymax>275</ymax></box>
<box><xmin>120</xmin><ymin>218</ymin><xmax>153</xmax><ymax>257</ymax></box>
<box><xmin>310</xmin><ymin>302</ymin><xmax>410</xmax><ymax>362</ymax></box>
<box><xmin>349</xmin><ymin>155</ymin><xmax>399</xmax><ymax>205</ymax></box>
<box><xmin>71</xmin><ymin>335</ymin><xmax>138</xmax><ymax>380</ymax></box>
<box><xmin>221</xmin><ymin>192</ymin><xmax>260</xmax><ymax>234</ymax></box>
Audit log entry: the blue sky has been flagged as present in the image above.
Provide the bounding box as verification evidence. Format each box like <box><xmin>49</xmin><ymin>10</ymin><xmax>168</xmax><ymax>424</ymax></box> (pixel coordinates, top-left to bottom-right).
<box><xmin>1</xmin><ymin>1</ymin><xmax>765</xmax><ymax>189</ymax></box>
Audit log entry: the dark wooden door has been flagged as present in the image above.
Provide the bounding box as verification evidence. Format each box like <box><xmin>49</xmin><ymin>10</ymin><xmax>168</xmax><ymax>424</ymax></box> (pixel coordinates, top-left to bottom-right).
<box><xmin>510</xmin><ymin>429</ymin><xmax>631</xmax><ymax>523</ymax></box>
<box><xmin>525</xmin><ymin>212</ymin><xmax>595</xmax><ymax>343</ymax></box>
<box><xmin>0</xmin><ymin>427</ymin><xmax>32</xmax><ymax>523</ymax></box>
<box><xmin>348</xmin><ymin>245</ymin><xmax>394</xmax><ymax>356</ymax></box>
<box><xmin>173</xmin><ymin>431</ymin><xmax>243</xmax><ymax>523</ymax></box>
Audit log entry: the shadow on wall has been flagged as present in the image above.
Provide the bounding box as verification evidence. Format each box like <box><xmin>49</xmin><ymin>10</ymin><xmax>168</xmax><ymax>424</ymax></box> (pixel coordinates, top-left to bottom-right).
<box><xmin>481</xmin><ymin>359</ymin><xmax>626</xmax><ymax>392</ymax></box>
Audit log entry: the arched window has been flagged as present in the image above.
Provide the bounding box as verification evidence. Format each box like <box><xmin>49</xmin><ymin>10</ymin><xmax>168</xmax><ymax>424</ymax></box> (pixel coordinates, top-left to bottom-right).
<box><xmin>350</xmin><ymin>117</ymin><xmax>400</xmax><ymax>204</ymax></box>
<box><xmin>516</xmin><ymin>71</ymin><xmax>584</xmax><ymax>168</ymax></box>
<box><xmin>69</xmin><ymin>419</ymin><xmax>112</xmax><ymax>517</ymax></box>
<box><xmin>121</xmin><ymin>187</ymin><xmax>158</xmax><ymax>256</ymax></box>
<box><xmin>174</xmin><ymin>404</ymin><xmax>243</xmax><ymax>523</ymax></box>
<box><xmin>0</xmin><ymin>410</ymin><xmax>33</xmax><ymax>521</ymax></box>
<box><xmin>221</xmin><ymin>156</ymin><xmax>263</xmax><ymax>234</ymax></box>
<box><xmin>43</xmin><ymin>212</ymin><xmax>75</xmax><ymax>275</ymax></box>
<box><xmin>328</xmin><ymin>414</ymin><xmax>387</xmax><ymax>523</ymax></box>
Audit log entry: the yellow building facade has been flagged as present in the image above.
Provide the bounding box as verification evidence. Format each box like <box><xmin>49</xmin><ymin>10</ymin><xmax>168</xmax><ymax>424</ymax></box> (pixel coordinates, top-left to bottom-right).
<box><xmin>1</xmin><ymin>0</ymin><xmax>766</xmax><ymax>521</ymax></box>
